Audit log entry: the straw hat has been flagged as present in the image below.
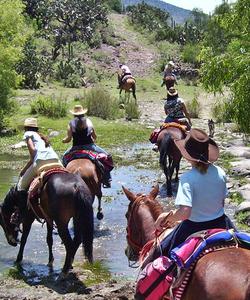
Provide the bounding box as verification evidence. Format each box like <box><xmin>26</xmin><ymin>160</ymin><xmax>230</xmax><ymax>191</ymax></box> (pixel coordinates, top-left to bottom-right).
<box><xmin>167</xmin><ymin>86</ymin><xmax>178</xmax><ymax>96</ymax></box>
<box><xmin>70</xmin><ymin>105</ymin><xmax>88</xmax><ymax>116</ymax></box>
<box><xmin>24</xmin><ymin>118</ymin><xmax>38</xmax><ymax>128</ymax></box>
<box><xmin>168</xmin><ymin>61</ymin><xmax>175</xmax><ymax>67</ymax></box>
<box><xmin>174</xmin><ymin>128</ymin><xmax>219</xmax><ymax>164</ymax></box>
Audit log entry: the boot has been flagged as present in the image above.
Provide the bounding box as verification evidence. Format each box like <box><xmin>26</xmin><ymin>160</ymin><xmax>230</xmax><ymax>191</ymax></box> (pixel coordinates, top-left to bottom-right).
<box><xmin>15</xmin><ymin>190</ymin><xmax>28</xmax><ymax>220</ymax></box>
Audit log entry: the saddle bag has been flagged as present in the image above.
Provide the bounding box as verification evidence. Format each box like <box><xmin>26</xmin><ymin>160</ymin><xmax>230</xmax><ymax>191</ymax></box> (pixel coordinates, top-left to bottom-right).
<box><xmin>149</xmin><ymin>128</ymin><xmax>161</xmax><ymax>144</ymax></box>
<box><xmin>135</xmin><ymin>256</ymin><xmax>175</xmax><ymax>300</ymax></box>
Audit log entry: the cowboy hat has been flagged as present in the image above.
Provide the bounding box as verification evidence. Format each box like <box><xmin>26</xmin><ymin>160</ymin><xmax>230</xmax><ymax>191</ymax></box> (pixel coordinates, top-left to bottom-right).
<box><xmin>174</xmin><ymin>128</ymin><xmax>219</xmax><ymax>164</ymax></box>
<box><xmin>167</xmin><ymin>86</ymin><xmax>178</xmax><ymax>96</ymax></box>
<box><xmin>24</xmin><ymin>118</ymin><xmax>38</xmax><ymax>128</ymax></box>
<box><xmin>69</xmin><ymin>104</ymin><xmax>88</xmax><ymax>115</ymax></box>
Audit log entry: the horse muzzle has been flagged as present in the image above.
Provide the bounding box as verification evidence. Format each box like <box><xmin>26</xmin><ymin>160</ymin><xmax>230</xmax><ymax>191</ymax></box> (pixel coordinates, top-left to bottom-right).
<box><xmin>6</xmin><ymin>234</ymin><xmax>18</xmax><ymax>247</ymax></box>
<box><xmin>125</xmin><ymin>245</ymin><xmax>138</xmax><ymax>262</ymax></box>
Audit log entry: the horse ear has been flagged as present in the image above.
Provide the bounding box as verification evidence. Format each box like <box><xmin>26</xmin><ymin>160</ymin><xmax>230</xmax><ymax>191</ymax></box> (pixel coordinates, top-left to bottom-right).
<box><xmin>149</xmin><ymin>184</ymin><xmax>159</xmax><ymax>200</ymax></box>
<box><xmin>122</xmin><ymin>186</ymin><xmax>136</xmax><ymax>202</ymax></box>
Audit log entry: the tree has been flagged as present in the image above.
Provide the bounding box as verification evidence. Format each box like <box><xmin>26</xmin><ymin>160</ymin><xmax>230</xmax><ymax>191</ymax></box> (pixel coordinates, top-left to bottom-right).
<box><xmin>0</xmin><ymin>0</ymin><xmax>31</xmax><ymax>129</ymax></box>
<box><xmin>201</xmin><ymin>0</ymin><xmax>250</xmax><ymax>133</ymax></box>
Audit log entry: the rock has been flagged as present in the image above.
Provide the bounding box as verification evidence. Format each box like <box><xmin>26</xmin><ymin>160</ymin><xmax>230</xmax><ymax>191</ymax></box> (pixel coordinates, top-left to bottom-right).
<box><xmin>224</xmin><ymin>146</ymin><xmax>250</xmax><ymax>159</ymax></box>
<box><xmin>235</xmin><ymin>201</ymin><xmax>250</xmax><ymax>214</ymax></box>
<box><xmin>230</xmin><ymin>159</ymin><xmax>250</xmax><ymax>176</ymax></box>
<box><xmin>48</xmin><ymin>130</ymin><xmax>60</xmax><ymax>137</ymax></box>
<box><xmin>238</xmin><ymin>184</ymin><xmax>250</xmax><ymax>201</ymax></box>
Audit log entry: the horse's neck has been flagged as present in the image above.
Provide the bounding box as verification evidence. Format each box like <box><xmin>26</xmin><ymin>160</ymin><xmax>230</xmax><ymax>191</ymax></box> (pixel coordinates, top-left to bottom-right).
<box><xmin>138</xmin><ymin>206</ymin><xmax>158</xmax><ymax>243</ymax></box>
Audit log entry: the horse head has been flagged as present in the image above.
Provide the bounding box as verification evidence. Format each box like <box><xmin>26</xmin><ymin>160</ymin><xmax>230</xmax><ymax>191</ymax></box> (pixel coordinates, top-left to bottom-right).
<box><xmin>0</xmin><ymin>186</ymin><xmax>21</xmax><ymax>246</ymax></box>
<box><xmin>123</xmin><ymin>185</ymin><xmax>163</xmax><ymax>263</ymax></box>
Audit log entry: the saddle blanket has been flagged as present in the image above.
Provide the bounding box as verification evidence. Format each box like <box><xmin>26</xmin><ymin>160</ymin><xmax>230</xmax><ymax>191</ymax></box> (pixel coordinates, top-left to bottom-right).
<box><xmin>170</xmin><ymin>228</ymin><xmax>250</xmax><ymax>269</ymax></box>
<box><xmin>63</xmin><ymin>149</ymin><xmax>114</xmax><ymax>172</ymax></box>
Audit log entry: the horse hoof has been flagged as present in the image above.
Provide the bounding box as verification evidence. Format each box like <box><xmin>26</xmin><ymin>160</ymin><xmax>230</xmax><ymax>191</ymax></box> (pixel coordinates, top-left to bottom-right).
<box><xmin>57</xmin><ymin>272</ymin><xmax>68</xmax><ymax>281</ymax></box>
<box><xmin>97</xmin><ymin>211</ymin><xmax>104</xmax><ymax>220</ymax></box>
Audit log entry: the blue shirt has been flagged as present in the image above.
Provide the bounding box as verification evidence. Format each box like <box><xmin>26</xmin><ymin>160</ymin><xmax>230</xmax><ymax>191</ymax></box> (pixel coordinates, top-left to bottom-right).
<box><xmin>175</xmin><ymin>165</ymin><xmax>227</xmax><ymax>222</ymax></box>
<box><xmin>23</xmin><ymin>131</ymin><xmax>59</xmax><ymax>162</ymax></box>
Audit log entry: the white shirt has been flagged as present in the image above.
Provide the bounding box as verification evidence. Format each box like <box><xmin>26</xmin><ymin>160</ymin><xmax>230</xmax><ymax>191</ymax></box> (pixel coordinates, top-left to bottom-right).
<box><xmin>121</xmin><ymin>65</ymin><xmax>131</xmax><ymax>74</ymax></box>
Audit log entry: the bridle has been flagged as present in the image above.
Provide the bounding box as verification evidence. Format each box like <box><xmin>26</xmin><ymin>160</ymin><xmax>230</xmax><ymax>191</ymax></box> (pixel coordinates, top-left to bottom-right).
<box><xmin>126</xmin><ymin>194</ymin><xmax>148</xmax><ymax>267</ymax></box>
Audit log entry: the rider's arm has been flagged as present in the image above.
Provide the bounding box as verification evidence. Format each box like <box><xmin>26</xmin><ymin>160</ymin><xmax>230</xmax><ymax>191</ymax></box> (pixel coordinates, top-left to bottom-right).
<box><xmin>20</xmin><ymin>137</ymin><xmax>35</xmax><ymax>176</ymax></box>
<box><xmin>62</xmin><ymin>125</ymin><xmax>72</xmax><ymax>143</ymax></box>
<box><xmin>91</xmin><ymin>129</ymin><xmax>97</xmax><ymax>142</ymax></box>
<box><xmin>155</xmin><ymin>205</ymin><xmax>191</xmax><ymax>231</ymax></box>
<box><xmin>182</xmin><ymin>102</ymin><xmax>192</xmax><ymax>126</ymax></box>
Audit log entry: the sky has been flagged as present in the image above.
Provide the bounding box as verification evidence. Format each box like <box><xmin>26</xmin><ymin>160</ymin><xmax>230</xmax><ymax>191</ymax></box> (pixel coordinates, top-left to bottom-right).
<box><xmin>163</xmin><ymin>0</ymin><xmax>235</xmax><ymax>14</ymax></box>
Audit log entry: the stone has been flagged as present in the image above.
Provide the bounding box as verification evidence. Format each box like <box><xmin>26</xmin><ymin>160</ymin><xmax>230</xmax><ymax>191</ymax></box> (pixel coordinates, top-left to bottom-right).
<box><xmin>11</xmin><ymin>141</ymin><xmax>26</xmax><ymax>149</ymax></box>
<box><xmin>235</xmin><ymin>201</ymin><xmax>250</xmax><ymax>214</ymax></box>
<box><xmin>230</xmin><ymin>159</ymin><xmax>250</xmax><ymax>176</ymax></box>
<box><xmin>224</xmin><ymin>146</ymin><xmax>250</xmax><ymax>159</ymax></box>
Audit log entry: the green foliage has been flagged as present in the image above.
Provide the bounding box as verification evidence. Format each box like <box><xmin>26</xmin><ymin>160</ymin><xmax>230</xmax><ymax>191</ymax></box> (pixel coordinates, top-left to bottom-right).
<box><xmin>201</xmin><ymin>0</ymin><xmax>250</xmax><ymax>133</ymax></box>
<box><xmin>185</xmin><ymin>93</ymin><xmax>200</xmax><ymax>118</ymax></box>
<box><xmin>211</xmin><ymin>98</ymin><xmax>234</xmax><ymax>123</ymax></box>
<box><xmin>229</xmin><ymin>191</ymin><xmax>245</xmax><ymax>205</ymax></box>
<box><xmin>181</xmin><ymin>43</ymin><xmax>201</xmax><ymax>66</ymax></box>
<box><xmin>156</xmin><ymin>41</ymin><xmax>180</xmax><ymax>72</ymax></box>
<box><xmin>0</xmin><ymin>0</ymin><xmax>32</xmax><ymax>129</ymax></box>
<box><xmin>104</xmin><ymin>0</ymin><xmax>122</xmax><ymax>13</ymax></box>
<box><xmin>125</xmin><ymin>102</ymin><xmax>141</xmax><ymax>120</ymax></box>
<box><xmin>82</xmin><ymin>86</ymin><xmax>120</xmax><ymax>120</ymax></box>
<box><xmin>30</xmin><ymin>95</ymin><xmax>67</xmax><ymax>118</ymax></box>
<box><xmin>16</xmin><ymin>39</ymin><xmax>41</xmax><ymax>89</ymax></box>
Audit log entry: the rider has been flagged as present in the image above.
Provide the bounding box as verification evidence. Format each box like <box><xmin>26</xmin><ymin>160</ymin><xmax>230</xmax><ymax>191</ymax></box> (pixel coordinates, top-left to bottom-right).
<box><xmin>62</xmin><ymin>104</ymin><xmax>112</xmax><ymax>188</ymax></box>
<box><xmin>161</xmin><ymin>61</ymin><xmax>177</xmax><ymax>89</ymax></box>
<box><xmin>164</xmin><ymin>86</ymin><xmax>192</xmax><ymax>129</ymax></box>
<box><xmin>16</xmin><ymin>118</ymin><xmax>62</xmax><ymax>210</ymax></box>
<box><xmin>117</xmin><ymin>63</ymin><xmax>132</xmax><ymax>89</ymax></box>
<box><xmin>153</xmin><ymin>128</ymin><xmax>235</xmax><ymax>258</ymax></box>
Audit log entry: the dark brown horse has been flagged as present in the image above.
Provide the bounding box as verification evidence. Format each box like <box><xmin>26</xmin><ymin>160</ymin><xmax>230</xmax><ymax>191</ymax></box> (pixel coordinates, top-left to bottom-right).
<box><xmin>118</xmin><ymin>74</ymin><xmax>136</xmax><ymax>101</ymax></box>
<box><xmin>0</xmin><ymin>172</ymin><xmax>94</xmax><ymax>277</ymax></box>
<box><xmin>123</xmin><ymin>185</ymin><xmax>250</xmax><ymax>300</ymax></box>
<box><xmin>66</xmin><ymin>158</ymin><xmax>104</xmax><ymax>220</ymax></box>
<box><xmin>157</xmin><ymin>126</ymin><xmax>185</xmax><ymax>196</ymax></box>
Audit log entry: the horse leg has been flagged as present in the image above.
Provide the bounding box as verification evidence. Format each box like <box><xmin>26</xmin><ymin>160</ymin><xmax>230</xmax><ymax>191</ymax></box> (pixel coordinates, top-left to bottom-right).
<box><xmin>132</xmin><ymin>84</ymin><xmax>137</xmax><ymax>103</ymax></box>
<box><xmin>16</xmin><ymin>217</ymin><xmax>34</xmax><ymax>263</ymax></box>
<box><xmin>81</xmin><ymin>205</ymin><xmax>94</xmax><ymax>263</ymax></box>
<box><xmin>46</xmin><ymin>222</ymin><xmax>54</xmax><ymax>267</ymax></box>
<box><xmin>56</xmin><ymin>223</ymin><xmax>74</xmax><ymax>274</ymax></box>
<box><xmin>97</xmin><ymin>193</ymin><xmax>103</xmax><ymax>220</ymax></box>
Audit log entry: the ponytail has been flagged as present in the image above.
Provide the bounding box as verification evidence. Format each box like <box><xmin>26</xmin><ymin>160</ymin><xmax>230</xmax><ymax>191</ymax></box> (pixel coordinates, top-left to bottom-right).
<box><xmin>38</xmin><ymin>133</ymin><xmax>50</xmax><ymax>147</ymax></box>
<box><xmin>194</xmin><ymin>162</ymin><xmax>209</xmax><ymax>174</ymax></box>
<box><xmin>76</xmin><ymin>115</ymin><xmax>85</xmax><ymax>130</ymax></box>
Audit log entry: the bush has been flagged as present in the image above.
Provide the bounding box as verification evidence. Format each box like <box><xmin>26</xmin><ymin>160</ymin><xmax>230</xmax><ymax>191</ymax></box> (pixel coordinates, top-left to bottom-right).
<box><xmin>125</xmin><ymin>102</ymin><xmax>141</xmax><ymax>120</ymax></box>
<box><xmin>181</xmin><ymin>43</ymin><xmax>201</xmax><ymax>66</ymax></box>
<box><xmin>83</xmin><ymin>87</ymin><xmax>120</xmax><ymax>120</ymax></box>
<box><xmin>30</xmin><ymin>95</ymin><xmax>67</xmax><ymax>118</ymax></box>
<box><xmin>211</xmin><ymin>99</ymin><xmax>234</xmax><ymax>123</ymax></box>
<box><xmin>186</xmin><ymin>93</ymin><xmax>200</xmax><ymax>118</ymax></box>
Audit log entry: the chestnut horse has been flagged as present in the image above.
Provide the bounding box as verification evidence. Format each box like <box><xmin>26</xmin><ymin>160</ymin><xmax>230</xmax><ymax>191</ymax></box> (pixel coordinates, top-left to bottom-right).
<box><xmin>157</xmin><ymin>126</ymin><xmax>185</xmax><ymax>196</ymax></box>
<box><xmin>66</xmin><ymin>158</ymin><xmax>104</xmax><ymax>220</ymax></box>
<box><xmin>118</xmin><ymin>74</ymin><xmax>136</xmax><ymax>102</ymax></box>
<box><xmin>123</xmin><ymin>185</ymin><xmax>250</xmax><ymax>300</ymax></box>
<box><xmin>0</xmin><ymin>172</ymin><xmax>94</xmax><ymax>276</ymax></box>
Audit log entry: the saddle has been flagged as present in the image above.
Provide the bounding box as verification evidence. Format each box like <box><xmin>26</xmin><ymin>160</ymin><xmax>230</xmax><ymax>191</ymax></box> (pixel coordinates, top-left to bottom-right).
<box><xmin>27</xmin><ymin>167</ymin><xmax>68</xmax><ymax>224</ymax></box>
<box><xmin>122</xmin><ymin>74</ymin><xmax>135</xmax><ymax>83</ymax></box>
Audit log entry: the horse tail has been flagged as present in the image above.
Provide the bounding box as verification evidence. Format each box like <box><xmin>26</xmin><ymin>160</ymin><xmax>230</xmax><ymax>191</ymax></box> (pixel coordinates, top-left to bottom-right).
<box><xmin>74</xmin><ymin>184</ymin><xmax>94</xmax><ymax>263</ymax></box>
<box><xmin>159</xmin><ymin>133</ymin><xmax>172</xmax><ymax>172</ymax></box>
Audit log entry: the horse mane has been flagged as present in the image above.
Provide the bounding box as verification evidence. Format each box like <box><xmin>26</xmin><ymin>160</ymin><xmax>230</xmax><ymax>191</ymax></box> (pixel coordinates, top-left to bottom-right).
<box><xmin>2</xmin><ymin>186</ymin><xmax>16</xmax><ymax>212</ymax></box>
<box><xmin>143</xmin><ymin>197</ymin><xmax>163</xmax><ymax>220</ymax></box>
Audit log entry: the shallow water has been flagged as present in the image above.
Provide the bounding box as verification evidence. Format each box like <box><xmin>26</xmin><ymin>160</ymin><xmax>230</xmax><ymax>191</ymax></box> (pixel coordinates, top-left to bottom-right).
<box><xmin>0</xmin><ymin>164</ymin><xmax>160</xmax><ymax>282</ymax></box>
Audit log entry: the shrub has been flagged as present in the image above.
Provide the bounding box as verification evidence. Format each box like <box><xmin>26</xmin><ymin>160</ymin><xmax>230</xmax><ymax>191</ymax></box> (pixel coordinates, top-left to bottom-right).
<box><xmin>83</xmin><ymin>87</ymin><xmax>120</xmax><ymax>120</ymax></box>
<box><xmin>181</xmin><ymin>43</ymin><xmax>201</xmax><ymax>66</ymax></box>
<box><xmin>211</xmin><ymin>99</ymin><xmax>234</xmax><ymax>123</ymax></box>
<box><xmin>125</xmin><ymin>102</ymin><xmax>141</xmax><ymax>120</ymax></box>
<box><xmin>30</xmin><ymin>95</ymin><xmax>67</xmax><ymax>118</ymax></box>
<box><xmin>185</xmin><ymin>93</ymin><xmax>200</xmax><ymax>118</ymax></box>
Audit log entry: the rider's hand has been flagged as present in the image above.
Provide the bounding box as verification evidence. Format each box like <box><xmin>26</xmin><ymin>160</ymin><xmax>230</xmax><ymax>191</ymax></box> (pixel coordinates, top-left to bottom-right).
<box><xmin>155</xmin><ymin>211</ymin><xmax>174</xmax><ymax>232</ymax></box>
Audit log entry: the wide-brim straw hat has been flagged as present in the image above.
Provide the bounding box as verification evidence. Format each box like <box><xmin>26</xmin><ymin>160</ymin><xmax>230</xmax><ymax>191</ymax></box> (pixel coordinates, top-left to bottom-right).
<box><xmin>167</xmin><ymin>87</ymin><xmax>178</xmax><ymax>96</ymax></box>
<box><xmin>174</xmin><ymin>128</ymin><xmax>219</xmax><ymax>164</ymax></box>
<box><xmin>168</xmin><ymin>61</ymin><xmax>175</xmax><ymax>67</ymax></box>
<box><xmin>24</xmin><ymin>117</ymin><xmax>38</xmax><ymax>128</ymax></box>
<box><xmin>70</xmin><ymin>105</ymin><xmax>88</xmax><ymax>116</ymax></box>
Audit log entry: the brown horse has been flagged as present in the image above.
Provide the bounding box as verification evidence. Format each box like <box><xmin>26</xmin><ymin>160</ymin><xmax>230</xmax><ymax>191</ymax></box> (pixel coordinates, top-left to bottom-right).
<box><xmin>123</xmin><ymin>185</ymin><xmax>250</xmax><ymax>300</ymax></box>
<box><xmin>118</xmin><ymin>74</ymin><xmax>136</xmax><ymax>101</ymax></box>
<box><xmin>0</xmin><ymin>172</ymin><xmax>94</xmax><ymax>276</ymax></box>
<box><xmin>66</xmin><ymin>158</ymin><xmax>104</xmax><ymax>220</ymax></box>
<box><xmin>157</xmin><ymin>126</ymin><xmax>185</xmax><ymax>196</ymax></box>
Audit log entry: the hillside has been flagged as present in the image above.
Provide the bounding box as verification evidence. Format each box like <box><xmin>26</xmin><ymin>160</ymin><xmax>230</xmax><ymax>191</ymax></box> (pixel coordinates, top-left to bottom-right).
<box><xmin>122</xmin><ymin>0</ymin><xmax>192</xmax><ymax>24</ymax></box>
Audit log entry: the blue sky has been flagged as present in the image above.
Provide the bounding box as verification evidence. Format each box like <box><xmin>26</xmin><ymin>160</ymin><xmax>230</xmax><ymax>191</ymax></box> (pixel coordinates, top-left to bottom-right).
<box><xmin>163</xmin><ymin>0</ymin><xmax>235</xmax><ymax>14</ymax></box>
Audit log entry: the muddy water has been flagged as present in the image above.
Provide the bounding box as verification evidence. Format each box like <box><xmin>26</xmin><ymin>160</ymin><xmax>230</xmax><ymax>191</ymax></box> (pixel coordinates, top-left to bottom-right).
<box><xmin>0</xmin><ymin>164</ymin><xmax>160</xmax><ymax>282</ymax></box>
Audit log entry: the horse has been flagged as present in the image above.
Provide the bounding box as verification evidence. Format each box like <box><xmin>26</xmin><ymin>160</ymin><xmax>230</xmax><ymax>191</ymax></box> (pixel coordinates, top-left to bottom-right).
<box><xmin>0</xmin><ymin>172</ymin><xmax>94</xmax><ymax>277</ymax></box>
<box><xmin>157</xmin><ymin>125</ymin><xmax>186</xmax><ymax>197</ymax></box>
<box><xmin>66</xmin><ymin>158</ymin><xmax>104</xmax><ymax>220</ymax></box>
<box><xmin>118</xmin><ymin>73</ymin><xmax>136</xmax><ymax>102</ymax></box>
<box><xmin>123</xmin><ymin>185</ymin><xmax>250</xmax><ymax>300</ymax></box>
